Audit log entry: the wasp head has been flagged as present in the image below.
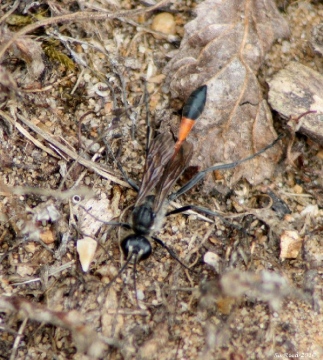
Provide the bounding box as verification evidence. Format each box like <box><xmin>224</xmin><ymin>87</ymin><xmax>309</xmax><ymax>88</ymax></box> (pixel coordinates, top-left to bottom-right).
<box><xmin>121</xmin><ymin>234</ymin><xmax>152</xmax><ymax>262</ymax></box>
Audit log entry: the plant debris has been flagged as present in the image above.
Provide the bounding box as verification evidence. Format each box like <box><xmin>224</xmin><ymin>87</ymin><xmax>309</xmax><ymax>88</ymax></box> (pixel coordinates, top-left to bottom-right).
<box><xmin>164</xmin><ymin>0</ymin><xmax>289</xmax><ymax>186</ymax></box>
<box><xmin>1</xmin><ymin>1</ymin><xmax>323</xmax><ymax>359</ymax></box>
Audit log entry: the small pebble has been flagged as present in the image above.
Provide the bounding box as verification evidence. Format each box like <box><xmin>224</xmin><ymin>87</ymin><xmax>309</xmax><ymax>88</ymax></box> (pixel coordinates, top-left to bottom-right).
<box><xmin>293</xmin><ymin>184</ymin><xmax>303</xmax><ymax>194</ymax></box>
<box><xmin>280</xmin><ymin>230</ymin><xmax>302</xmax><ymax>259</ymax></box>
<box><xmin>40</xmin><ymin>229</ymin><xmax>55</xmax><ymax>245</ymax></box>
<box><xmin>136</xmin><ymin>289</ymin><xmax>145</xmax><ymax>301</ymax></box>
<box><xmin>151</xmin><ymin>13</ymin><xmax>176</xmax><ymax>35</ymax></box>
<box><xmin>204</xmin><ymin>251</ymin><xmax>221</xmax><ymax>273</ymax></box>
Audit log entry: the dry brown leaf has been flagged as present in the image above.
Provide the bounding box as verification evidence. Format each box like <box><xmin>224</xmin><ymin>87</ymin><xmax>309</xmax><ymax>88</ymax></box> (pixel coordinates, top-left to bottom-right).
<box><xmin>0</xmin><ymin>64</ymin><xmax>17</xmax><ymax>94</ymax></box>
<box><xmin>220</xmin><ymin>270</ymin><xmax>292</xmax><ymax>311</ymax></box>
<box><xmin>0</xmin><ymin>27</ymin><xmax>45</xmax><ymax>81</ymax></box>
<box><xmin>164</xmin><ymin>0</ymin><xmax>289</xmax><ymax>185</ymax></box>
<box><xmin>74</xmin><ymin>196</ymin><xmax>117</xmax><ymax>271</ymax></box>
<box><xmin>199</xmin><ymin>270</ymin><xmax>296</xmax><ymax>314</ymax></box>
<box><xmin>13</xmin><ymin>37</ymin><xmax>45</xmax><ymax>80</ymax></box>
<box><xmin>75</xmin><ymin>197</ymin><xmax>116</xmax><ymax>236</ymax></box>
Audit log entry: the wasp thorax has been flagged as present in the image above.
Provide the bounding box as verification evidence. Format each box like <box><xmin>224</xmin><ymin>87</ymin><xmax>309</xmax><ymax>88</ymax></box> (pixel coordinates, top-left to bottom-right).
<box><xmin>121</xmin><ymin>234</ymin><xmax>152</xmax><ymax>262</ymax></box>
<box><xmin>132</xmin><ymin>200</ymin><xmax>156</xmax><ymax>235</ymax></box>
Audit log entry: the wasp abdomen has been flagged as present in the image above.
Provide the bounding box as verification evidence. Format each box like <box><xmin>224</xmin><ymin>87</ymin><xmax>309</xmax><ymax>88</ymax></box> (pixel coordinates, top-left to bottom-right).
<box><xmin>182</xmin><ymin>84</ymin><xmax>207</xmax><ymax>121</ymax></box>
<box><xmin>174</xmin><ymin>85</ymin><xmax>207</xmax><ymax>154</ymax></box>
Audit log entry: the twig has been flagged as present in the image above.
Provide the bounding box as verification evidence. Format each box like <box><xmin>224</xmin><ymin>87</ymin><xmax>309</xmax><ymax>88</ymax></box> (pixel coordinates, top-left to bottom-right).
<box><xmin>0</xmin><ymin>182</ymin><xmax>93</xmax><ymax>199</ymax></box>
<box><xmin>7</xmin><ymin>111</ymin><xmax>130</xmax><ymax>188</ymax></box>
<box><xmin>22</xmin><ymin>73</ymin><xmax>74</xmax><ymax>93</ymax></box>
<box><xmin>10</xmin><ymin>261</ymin><xmax>75</xmax><ymax>286</ymax></box>
<box><xmin>0</xmin><ymin>0</ymin><xmax>20</xmax><ymax>24</ymax></box>
<box><xmin>9</xmin><ymin>318</ymin><xmax>28</xmax><ymax>360</ymax></box>
<box><xmin>0</xmin><ymin>109</ymin><xmax>60</xmax><ymax>159</ymax></box>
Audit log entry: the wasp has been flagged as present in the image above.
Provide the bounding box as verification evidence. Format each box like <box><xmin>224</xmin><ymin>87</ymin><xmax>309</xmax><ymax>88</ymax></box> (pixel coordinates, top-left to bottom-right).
<box><xmin>110</xmin><ymin>84</ymin><xmax>280</xmax><ymax>275</ymax></box>
<box><xmin>121</xmin><ymin>85</ymin><xmax>207</xmax><ymax>266</ymax></box>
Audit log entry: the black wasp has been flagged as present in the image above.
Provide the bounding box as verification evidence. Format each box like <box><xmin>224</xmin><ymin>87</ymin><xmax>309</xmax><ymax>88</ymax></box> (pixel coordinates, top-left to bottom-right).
<box><xmin>107</xmin><ymin>84</ymin><xmax>280</xmax><ymax>276</ymax></box>
<box><xmin>120</xmin><ymin>85</ymin><xmax>207</xmax><ymax>267</ymax></box>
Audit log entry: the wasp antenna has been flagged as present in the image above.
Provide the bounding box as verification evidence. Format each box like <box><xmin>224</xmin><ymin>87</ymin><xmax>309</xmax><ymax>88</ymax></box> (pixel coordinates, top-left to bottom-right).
<box><xmin>174</xmin><ymin>85</ymin><xmax>207</xmax><ymax>154</ymax></box>
<box><xmin>133</xmin><ymin>255</ymin><xmax>139</xmax><ymax>308</ymax></box>
<box><xmin>97</xmin><ymin>253</ymin><xmax>134</xmax><ymax>306</ymax></box>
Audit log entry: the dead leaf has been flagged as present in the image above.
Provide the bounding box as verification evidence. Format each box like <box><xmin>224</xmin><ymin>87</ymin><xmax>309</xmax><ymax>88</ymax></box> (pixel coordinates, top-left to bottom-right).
<box><xmin>75</xmin><ymin>197</ymin><xmax>116</xmax><ymax>236</ymax></box>
<box><xmin>220</xmin><ymin>270</ymin><xmax>292</xmax><ymax>311</ymax></box>
<box><xmin>164</xmin><ymin>0</ymin><xmax>289</xmax><ymax>185</ymax></box>
<box><xmin>268</xmin><ymin>62</ymin><xmax>323</xmax><ymax>145</ymax></box>
<box><xmin>74</xmin><ymin>196</ymin><xmax>118</xmax><ymax>271</ymax></box>
<box><xmin>0</xmin><ymin>64</ymin><xmax>18</xmax><ymax>92</ymax></box>
<box><xmin>0</xmin><ymin>27</ymin><xmax>45</xmax><ymax>80</ymax></box>
<box><xmin>199</xmin><ymin>270</ymin><xmax>295</xmax><ymax>313</ymax></box>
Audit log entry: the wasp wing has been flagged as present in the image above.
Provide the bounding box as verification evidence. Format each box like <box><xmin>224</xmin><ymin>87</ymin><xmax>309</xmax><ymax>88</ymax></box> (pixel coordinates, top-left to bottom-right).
<box><xmin>153</xmin><ymin>140</ymin><xmax>193</xmax><ymax>214</ymax></box>
<box><xmin>135</xmin><ymin>132</ymin><xmax>174</xmax><ymax>207</ymax></box>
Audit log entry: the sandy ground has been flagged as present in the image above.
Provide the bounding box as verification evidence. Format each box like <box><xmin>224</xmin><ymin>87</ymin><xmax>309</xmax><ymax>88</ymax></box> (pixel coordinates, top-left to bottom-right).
<box><xmin>1</xmin><ymin>1</ymin><xmax>323</xmax><ymax>359</ymax></box>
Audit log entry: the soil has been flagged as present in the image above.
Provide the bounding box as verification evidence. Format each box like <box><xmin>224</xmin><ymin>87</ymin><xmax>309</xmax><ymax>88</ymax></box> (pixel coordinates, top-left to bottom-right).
<box><xmin>0</xmin><ymin>1</ymin><xmax>323</xmax><ymax>359</ymax></box>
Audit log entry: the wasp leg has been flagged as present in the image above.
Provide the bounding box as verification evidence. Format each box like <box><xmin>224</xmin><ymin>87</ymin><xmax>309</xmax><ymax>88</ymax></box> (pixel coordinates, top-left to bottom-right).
<box><xmin>170</xmin><ymin>135</ymin><xmax>283</xmax><ymax>201</ymax></box>
<box><xmin>151</xmin><ymin>236</ymin><xmax>195</xmax><ymax>272</ymax></box>
<box><xmin>166</xmin><ymin>204</ymin><xmax>250</xmax><ymax>238</ymax></box>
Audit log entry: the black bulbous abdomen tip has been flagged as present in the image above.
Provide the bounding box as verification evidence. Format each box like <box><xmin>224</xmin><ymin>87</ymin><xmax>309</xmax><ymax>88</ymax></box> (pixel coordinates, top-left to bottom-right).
<box><xmin>182</xmin><ymin>85</ymin><xmax>207</xmax><ymax>120</ymax></box>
